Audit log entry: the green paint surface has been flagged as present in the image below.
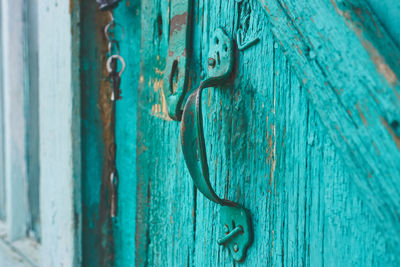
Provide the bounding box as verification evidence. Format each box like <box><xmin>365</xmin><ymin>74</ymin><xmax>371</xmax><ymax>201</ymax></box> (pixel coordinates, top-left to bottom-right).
<box><xmin>113</xmin><ymin>2</ymin><xmax>140</xmax><ymax>267</ymax></box>
<box><xmin>80</xmin><ymin>0</ymin><xmax>400</xmax><ymax>265</ymax></box>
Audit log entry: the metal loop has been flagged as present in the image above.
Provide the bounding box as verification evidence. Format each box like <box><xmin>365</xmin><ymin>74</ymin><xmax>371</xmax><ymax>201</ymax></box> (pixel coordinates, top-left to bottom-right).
<box><xmin>108</xmin><ymin>40</ymin><xmax>120</xmax><ymax>55</ymax></box>
<box><xmin>106</xmin><ymin>55</ymin><xmax>126</xmax><ymax>76</ymax></box>
<box><xmin>107</xmin><ymin>10</ymin><xmax>114</xmax><ymax>21</ymax></box>
<box><xmin>104</xmin><ymin>20</ymin><xmax>125</xmax><ymax>42</ymax></box>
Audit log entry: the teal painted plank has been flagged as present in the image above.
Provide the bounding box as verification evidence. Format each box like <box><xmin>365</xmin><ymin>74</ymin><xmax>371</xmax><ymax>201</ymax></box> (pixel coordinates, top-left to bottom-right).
<box><xmin>80</xmin><ymin>1</ymin><xmax>113</xmax><ymax>266</ymax></box>
<box><xmin>113</xmin><ymin>1</ymin><xmax>140</xmax><ymax>267</ymax></box>
<box><xmin>134</xmin><ymin>1</ymin><xmax>196</xmax><ymax>266</ymax></box>
<box><xmin>80</xmin><ymin>1</ymin><xmax>140</xmax><ymax>266</ymax></box>
<box><xmin>192</xmin><ymin>0</ymin><xmax>399</xmax><ymax>265</ymax></box>
<box><xmin>258</xmin><ymin>0</ymin><xmax>400</xmax><ymax>248</ymax></box>
<box><xmin>132</xmin><ymin>0</ymin><xmax>400</xmax><ymax>265</ymax></box>
<box><xmin>366</xmin><ymin>0</ymin><xmax>400</xmax><ymax>46</ymax></box>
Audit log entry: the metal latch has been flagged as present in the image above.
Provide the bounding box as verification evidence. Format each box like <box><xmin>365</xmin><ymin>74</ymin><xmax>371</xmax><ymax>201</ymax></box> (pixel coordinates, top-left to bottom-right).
<box><xmin>164</xmin><ymin>0</ymin><xmax>193</xmax><ymax>120</ymax></box>
<box><xmin>180</xmin><ymin>28</ymin><xmax>253</xmax><ymax>262</ymax></box>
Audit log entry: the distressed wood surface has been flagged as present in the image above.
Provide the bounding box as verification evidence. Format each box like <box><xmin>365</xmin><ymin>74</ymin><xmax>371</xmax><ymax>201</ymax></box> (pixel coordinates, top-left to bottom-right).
<box><xmin>113</xmin><ymin>2</ymin><xmax>141</xmax><ymax>267</ymax></box>
<box><xmin>257</xmin><ymin>0</ymin><xmax>400</xmax><ymax>246</ymax></box>
<box><xmin>80</xmin><ymin>2</ymin><xmax>113</xmax><ymax>266</ymax></box>
<box><xmin>38</xmin><ymin>0</ymin><xmax>81</xmax><ymax>266</ymax></box>
<box><xmin>80</xmin><ymin>1</ymin><xmax>140</xmax><ymax>266</ymax></box>
<box><xmin>1</xmin><ymin>0</ymin><xmax>29</xmax><ymax>241</ymax></box>
<box><xmin>124</xmin><ymin>0</ymin><xmax>400</xmax><ymax>265</ymax></box>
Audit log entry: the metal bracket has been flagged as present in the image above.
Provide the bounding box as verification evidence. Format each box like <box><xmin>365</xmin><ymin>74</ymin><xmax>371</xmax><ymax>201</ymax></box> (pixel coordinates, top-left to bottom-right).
<box><xmin>218</xmin><ymin>206</ymin><xmax>253</xmax><ymax>262</ymax></box>
<box><xmin>164</xmin><ymin>0</ymin><xmax>193</xmax><ymax>121</ymax></box>
<box><xmin>180</xmin><ymin>28</ymin><xmax>253</xmax><ymax>262</ymax></box>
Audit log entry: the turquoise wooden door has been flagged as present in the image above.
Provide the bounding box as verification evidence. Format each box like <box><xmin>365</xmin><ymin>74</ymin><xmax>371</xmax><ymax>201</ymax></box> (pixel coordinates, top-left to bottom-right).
<box><xmin>81</xmin><ymin>0</ymin><xmax>400</xmax><ymax>266</ymax></box>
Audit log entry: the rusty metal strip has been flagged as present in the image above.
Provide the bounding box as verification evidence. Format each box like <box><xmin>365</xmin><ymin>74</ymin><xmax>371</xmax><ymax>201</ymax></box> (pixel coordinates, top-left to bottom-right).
<box><xmin>164</xmin><ymin>0</ymin><xmax>193</xmax><ymax>121</ymax></box>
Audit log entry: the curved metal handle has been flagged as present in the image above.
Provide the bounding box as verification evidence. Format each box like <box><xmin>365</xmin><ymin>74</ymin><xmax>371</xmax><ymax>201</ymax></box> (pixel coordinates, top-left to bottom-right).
<box><xmin>180</xmin><ymin>80</ymin><xmax>253</xmax><ymax>262</ymax></box>
<box><xmin>179</xmin><ymin>28</ymin><xmax>253</xmax><ymax>262</ymax></box>
<box><xmin>181</xmin><ymin>81</ymin><xmax>236</xmax><ymax>206</ymax></box>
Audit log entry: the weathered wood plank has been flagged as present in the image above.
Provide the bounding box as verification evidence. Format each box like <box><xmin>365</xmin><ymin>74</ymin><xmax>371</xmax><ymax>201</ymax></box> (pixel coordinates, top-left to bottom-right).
<box><xmin>1</xmin><ymin>0</ymin><xmax>29</xmax><ymax>241</ymax></box>
<box><xmin>134</xmin><ymin>1</ymin><xmax>196</xmax><ymax>266</ymax></box>
<box><xmin>80</xmin><ymin>2</ymin><xmax>113</xmax><ymax>266</ymax></box>
<box><xmin>130</xmin><ymin>0</ymin><xmax>400</xmax><ymax>265</ymax></box>
<box><xmin>25</xmin><ymin>0</ymin><xmax>40</xmax><ymax>241</ymax></box>
<box><xmin>0</xmin><ymin>0</ymin><xmax>5</xmax><ymax>221</ymax></box>
<box><xmin>38</xmin><ymin>0</ymin><xmax>81</xmax><ymax>266</ymax></box>
<box><xmin>192</xmin><ymin>0</ymin><xmax>399</xmax><ymax>265</ymax></box>
<box><xmin>113</xmin><ymin>2</ymin><xmax>141</xmax><ymax>267</ymax></box>
<box><xmin>366</xmin><ymin>0</ymin><xmax>400</xmax><ymax>46</ymax></box>
<box><xmin>258</xmin><ymin>0</ymin><xmax>400</xmax><ymax>245</ymax></box>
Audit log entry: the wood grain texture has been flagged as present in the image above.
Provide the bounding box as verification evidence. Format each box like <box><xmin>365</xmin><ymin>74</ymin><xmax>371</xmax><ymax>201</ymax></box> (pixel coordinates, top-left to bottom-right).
<box><xmin>258</xmin><ymin>0</ymin><xmax>400</xmax><ymax>247</ymax></box>
<box><xmin>125</xmin><ymin>0</ymin><xmax>400</xmax><ymax>265</ymax></box>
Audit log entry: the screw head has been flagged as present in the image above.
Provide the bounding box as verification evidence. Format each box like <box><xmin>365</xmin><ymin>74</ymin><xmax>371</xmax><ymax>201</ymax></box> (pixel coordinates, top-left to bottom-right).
<box><xmin>223</xmin><ymin>224</ymin><xmax>229</xmax><ymax>233</ymax></box>
<box><xmin>233</xmin><ymin>243</ymin><xmax>239</xmax><ymax>252</ymax></box>
<box><xmin>208</xmin><ymin>57</ymin><xmax>216</xmax><ymax>68</ymax></box>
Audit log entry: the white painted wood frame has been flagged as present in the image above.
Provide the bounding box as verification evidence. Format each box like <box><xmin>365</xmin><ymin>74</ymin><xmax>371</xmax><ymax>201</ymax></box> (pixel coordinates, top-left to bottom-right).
<box><xmin>0</xmin><ymin>0</ymin><xmax>30</xmax><ymax>242</ymax></box>
<box><xmin>0</xmin><ymin>0</ymin><xmax>6</xmax><ymax>222</ymax></box>
<box><xmin>1</xmin><ymin>0</ymin><xmax>82</xmax><ymax>266</ymax></box>
<box><xmin>38</xmin><ymin>0</ymin><xmax>82</xmax><ymax>266</ymax></box>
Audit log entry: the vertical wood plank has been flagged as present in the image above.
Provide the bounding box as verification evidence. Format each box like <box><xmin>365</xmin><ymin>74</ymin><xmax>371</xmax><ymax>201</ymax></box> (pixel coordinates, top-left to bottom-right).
<box><xmin>80</xmin><ymin>2</ymin><xmax>117</xmax><ymax>265</ymax></box>
<box><xmin>135</xmin><ymin>1</ymin><xmax>196</xmax><ymax>266</ymax></box>
<box><xmin>26</xmin><ymin>0</ymin><xmax>40</xmax><ymax>241</ymax></box>
<box><xmin>113</xmin><ymin>2</ymin><xmax>140</xmax><ymax>267</ymax></box>
<box><xmin>38</xmin><ymin>0</ymin><xmax>81</xmax><ymax>266</ymax></box>
<box><xmin>0</xmin><ymin>0</ymin><xmax>29</xmax><ymax>241</ymax></box>
<box><xmin>0</xmin><ymin>0</ymin><xmax>5</xmax><ymax>221</ymax></box>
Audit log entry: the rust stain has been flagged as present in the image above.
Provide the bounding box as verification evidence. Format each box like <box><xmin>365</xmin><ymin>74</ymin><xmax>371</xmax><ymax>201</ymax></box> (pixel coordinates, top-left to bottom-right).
<box><xmin>169</xmin><ymin>12</ymin><xmax>188</xmax><ymax>36</ymax></box>
<box><xmin>381</xmin><ymin>117</ymin><xmax>400</xmax><ymax>150</ymax></box>
<box><xmin>263</xmin><ymin>3</ymin><xmax>272</xmax><ymax>16</ymax></box>
<box><xmin>361</xmin><ymin>38</ymin><xmax>398</xmax><ymax>86</ymax></box>
<box><xmin>150</xmin><ymin>76</ymin><xmax>172</xmax><ymax>121</ymax></box>
<box><xmin>87</xmin><ymin>9</ymin><xmax>118</xmax><ymax>266</ymax></box>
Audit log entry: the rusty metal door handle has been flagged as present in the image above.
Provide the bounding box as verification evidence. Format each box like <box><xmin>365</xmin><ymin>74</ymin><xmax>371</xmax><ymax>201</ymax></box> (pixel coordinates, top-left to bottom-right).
<box><xmin>180</xmin><ymin>28</ymin><xmax>253</xmax><ymax>262</ymax></box>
